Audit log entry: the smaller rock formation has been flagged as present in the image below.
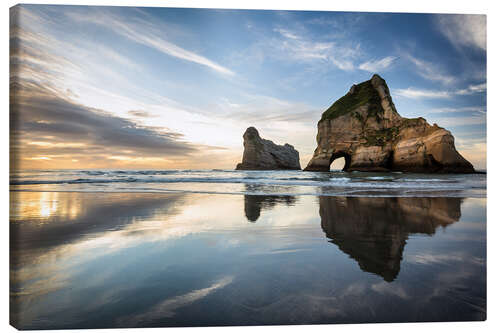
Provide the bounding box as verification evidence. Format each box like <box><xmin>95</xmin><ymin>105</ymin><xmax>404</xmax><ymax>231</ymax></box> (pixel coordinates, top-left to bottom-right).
<box><xmin>236</xmin><ymin>127</ymin><xmax>301</xmax><ymax>170</ymax></box>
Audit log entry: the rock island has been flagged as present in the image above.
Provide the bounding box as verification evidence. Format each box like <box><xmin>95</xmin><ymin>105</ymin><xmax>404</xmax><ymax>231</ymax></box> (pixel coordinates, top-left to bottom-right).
<box><xmin>236</xmin><ymin>127</ymin><xmax>301</xmax><ymax>170</ymax></box>
<box><xmin>304</xmin><ymin>74</ymin><xmax>474</xmax><ymax>173</ymax></box>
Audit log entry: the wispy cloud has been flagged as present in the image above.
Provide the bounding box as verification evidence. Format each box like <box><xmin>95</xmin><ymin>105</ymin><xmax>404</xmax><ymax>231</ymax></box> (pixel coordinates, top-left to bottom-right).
<box><xmin>393</xmin><ymin>88</ymin><xmax>452</xmax><ymax>99</ymax></box>
<box><xmin>395</xmin><ymin>82</ymin><xmax>486</xmax><ymax>99</ymax></box>
<box><xmin>405</xmin><ymin>54</ymin><xmax>456</xmax><ymax>85</ymax></box>
<box><xmin>359</xmin><ymin>56</ymin><xmax>397</xmax><ymax>72</ymax></box>
<box><xmin>66</xmin><ymin>10</ymin><xmax>235</xmax><ymax>76</ymax></box>
<box><xmin>436</xmin><ymin>14</ymin><xmax>486</xmax><ymax>51</ymax></box>
<box><xmin>10</xmin><ymin>9</ymin><xmax>234</xmax><ymax>169</ymax></box>
<box><xmin>93</xmin><ymin>44</ymin><xmax>142</xmax><ymax>71</ymax></box>
<box><xmin>273</xmin><ymin>28</ymin><xmax>300</xmax><ymax>40</ymax></box>
<box><xmin>239</xmin><ymin>26</ymin><xmax>361</xmax><ymax>71</ymax></box>
<box><xmin>273</xmin><ymin>27</ymin><xmax>359</xmax><ymax>70</ymax></box>
<box><xmin>427</xmin><ymin>106</ymin><xmax>486</xmax><ymax>115</ymax></box>
<box><xmin>218</xmin><ymin>93</ymin><xmax>319</xmax><ymax>123</ymax></box>
<box><xmin>431</xmin><ymin>115</ymin><xmax>486</xmax><ymax>127</ymax></box>
<box><xmin>456</xmin><ymin>82</ymin><xmax>487</xmax><ymax>95</ymax></box>
<box><xmin>423</xmin><ymin>105</ymin><xmax>486</xmax><ymax>137</ymax></box>
<box><xmin>10</xmin><ymin>81</ymin><xmax>198</xmax><ymax>159</ymax></box>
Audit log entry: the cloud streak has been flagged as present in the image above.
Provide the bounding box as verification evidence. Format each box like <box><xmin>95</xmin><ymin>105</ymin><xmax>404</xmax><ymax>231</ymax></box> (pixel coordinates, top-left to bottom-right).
<box><xmin>394</xmin><ymin>82</ymin><xmax>486</xmax><ymax>99</ymax></box>
<box><xmin>436</xmin><ymin>14</ymin><xmax>486</xmax><ymax>51</ymax></box>
<box><xmin>427</xmin><ymin>106</ymin><xmax>486</xmax><ymax>115</ymax></box>
<box><xmin>238</xmin><ymin>26</ymin><xmax>361</xmax><ymax>71</ymax></box>
<box><xmin>10</xmin><ymin>80</ymin><xmax>199</xmax><ymax>166</ymax></box>
<box><xmin>10</xmin><ymin>11</ymin><xmax>201</xmax><ymax>168</ymax></box>
<box><xmin>393</xmin><ymin>88</ymin><xmax>452</xmax><ymax>99</ymax></box>
<box><xmin>274</xmin><ymin>27</ymin><xmax>358</xmax><ymax>70</ymax></box>
<box><xmin>405</xmin><ymin>54</ymin><xmax>456</xmax><ymax>85</ymax></box>
<box><xmin>65</xmin><ymin>10</ymin><xmax>235</xmax><ymax>76</ymax></box>
<box><xmin>431</xmin><ymin>115</ymin><xmax>486</xmax><ymax>127</ymax></box>
<box><xmin>456</xmin><ymin>83</ymin><xmax>487</xmax><ymax>95</ymax></box>
<box><xmin>10</xmin><ymin>6</ymin><xmax>241</xmax><ymax>169</ymax></box>
<box><xmin>359</xmin><ymin>56</ymin><xmax>397</xmax><ymax>72</ymax></box>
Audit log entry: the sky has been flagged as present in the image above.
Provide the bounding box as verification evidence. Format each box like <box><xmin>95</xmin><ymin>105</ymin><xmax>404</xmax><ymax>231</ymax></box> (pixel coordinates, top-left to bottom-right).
<box><xmin>10</xmin><ymin>5</ymin><xmax>487</xmax><ymax>170</ymax></box>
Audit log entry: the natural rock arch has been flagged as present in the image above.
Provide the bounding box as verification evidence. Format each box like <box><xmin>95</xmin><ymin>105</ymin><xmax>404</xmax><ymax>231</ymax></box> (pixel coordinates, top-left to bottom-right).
<box><xmin>304</xmin><ymin>74</ymin><xmax>475</xmax><ymax>173</ymax></box>
<box><xmin>329</xmin><ymin>152</ymin><xmax>351</xmax><ymax>171</ymax></box>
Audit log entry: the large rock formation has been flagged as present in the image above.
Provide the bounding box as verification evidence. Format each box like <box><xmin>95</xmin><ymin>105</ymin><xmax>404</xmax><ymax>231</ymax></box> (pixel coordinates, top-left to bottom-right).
<box><xmin>236</xmin><ymin>127</ymin><xmax>301</xmax><ymax>170</ymax></box>
<box><xmin>304</xmin><ymin>74</ymin><xmax>475</xmax><ymax>173</ymax></box>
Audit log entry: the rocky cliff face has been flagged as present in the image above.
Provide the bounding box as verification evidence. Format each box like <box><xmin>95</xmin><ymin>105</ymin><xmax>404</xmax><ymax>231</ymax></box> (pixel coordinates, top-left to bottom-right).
<box><xmin>236</xmin><ymin>127</ymin><xmax>301</xmax><ymax>170</ymax></box>
<box><xmin>304</xmin><ymin>74</ymin><xmax>475</xmax><ymax>173</ymax></box>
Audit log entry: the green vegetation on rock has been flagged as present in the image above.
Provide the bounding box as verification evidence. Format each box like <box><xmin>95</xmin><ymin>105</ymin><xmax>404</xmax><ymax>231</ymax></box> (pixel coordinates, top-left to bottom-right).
<box><xmin>362</xmin><ymin>127</ymin><xmax>400</xmax><ymax>147</ymax></box>
<box><xmin>320</xmin><ymin>79</ymin><xmax>384</xmax><ymax>122</ymax></box>
<box><xmin>352</xmin><ymin>111</ymin><xmax>363</xmax><ymax>123</ymax></box>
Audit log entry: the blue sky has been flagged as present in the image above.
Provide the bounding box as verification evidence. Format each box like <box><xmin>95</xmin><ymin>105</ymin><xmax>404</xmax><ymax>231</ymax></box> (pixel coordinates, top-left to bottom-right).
<box><xmin>10</xmin><ymin>5</ymin><xmax>486</xmax><ymax>169</ymax></box>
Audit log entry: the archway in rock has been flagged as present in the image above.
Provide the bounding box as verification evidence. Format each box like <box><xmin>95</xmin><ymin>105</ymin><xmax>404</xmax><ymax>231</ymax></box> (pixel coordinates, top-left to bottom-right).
<box><xmin>330</xmin><ymin>157</ymin><xmax>345</xmax><ymax>171</ymax></box>
<box><xmin>329</xmin><ymin>152</ymin><xmax>351</xmax><ymax>172</ymax></box>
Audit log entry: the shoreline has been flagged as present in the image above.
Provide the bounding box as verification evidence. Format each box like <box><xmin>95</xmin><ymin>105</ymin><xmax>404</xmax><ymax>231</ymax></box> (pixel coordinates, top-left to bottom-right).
<box><xmin>8</xmin><ymin>188</ymin><xmax>486</xmax><ymax>198</ymax></box>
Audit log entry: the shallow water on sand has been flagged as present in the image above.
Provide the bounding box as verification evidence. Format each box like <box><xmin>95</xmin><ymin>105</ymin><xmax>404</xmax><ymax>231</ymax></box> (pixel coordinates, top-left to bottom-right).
<box><xmin>10</xmin><ymin>191</ymin><xmax>486</xmax><ymax>329</ymax></box>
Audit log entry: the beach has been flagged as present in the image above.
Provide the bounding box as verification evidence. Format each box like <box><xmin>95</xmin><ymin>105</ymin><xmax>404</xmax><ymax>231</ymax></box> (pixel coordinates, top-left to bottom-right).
<box><xmin>9</xmin><ymin>171</ymin><xmax>486</xmax><ymax>329</ymax></box>
<box><xmin>8</xmin><ymin>4</ymin><xmax>488</xmax><ymax>330</ymax></box>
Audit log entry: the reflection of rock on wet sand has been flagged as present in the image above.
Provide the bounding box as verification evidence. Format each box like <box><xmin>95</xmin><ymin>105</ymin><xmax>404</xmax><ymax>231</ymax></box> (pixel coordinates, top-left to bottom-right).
<box><xmin>319</xmin><ymin>196</ymin><xmax>462</xmax><ymax>282</ymax></box>
<box><xmin>244</xmin><ymin>195</ymin><xmax>297</xmax><ymax>222</ymax></box>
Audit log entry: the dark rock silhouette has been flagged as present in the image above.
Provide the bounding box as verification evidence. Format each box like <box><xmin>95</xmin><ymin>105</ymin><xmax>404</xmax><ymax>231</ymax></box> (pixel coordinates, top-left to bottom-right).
<box><xmin>305</xmin><ymin>74</ymin><xmax>474</xmax><ymax>173</ymax></box>
<box><xmin>244</xmin><ymin>194</ymin><xmax>297</xmax><ymax>222</ymax></box>
<box><xmin>319</xmin><ymin>196</ymin><xmax>462</xmax><ymax>282</ymax></box>
<box><xmin>236</xmin><ymin>127</ymin><xmax>301</xmax><ymax>170</ymax></box>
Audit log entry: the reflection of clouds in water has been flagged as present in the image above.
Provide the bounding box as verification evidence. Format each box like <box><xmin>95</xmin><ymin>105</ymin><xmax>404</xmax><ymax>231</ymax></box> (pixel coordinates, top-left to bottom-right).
<box><xmin>10</xmin><ymin>271</ymin><xmax>74</xmax><ymax>327</ymax></box>
<box><xmin>406</xmin><ymin>253</ymin><xmax>486</xmax><ymax>266</ymax></box>
<box><xmin>11</xmin><ymin>192</ymin><xmax>316</xmax><ymax>309</ymax></box>
<box><xmin>339</xmin><ymin>282</ymin><xmax>367</xmax><ymax>297</ymax></box>
<box><xmin>117</xmin><ymin>276</ymin><xmax>234</xmax><ymax>326</ymax></box>
<box><xmin>371</xmin><ymin>282</ymin><xmax>411</xmax><ymax>300</ymax></box>
<box><xmin>11</xmin><ymin>192</ymin><xmax>187</xmax><ymax>312</ymax></box>
<box><xmin>11</xmin><ymin>271</ymin><xmax>71</xmax><ymax>300</ymax></box>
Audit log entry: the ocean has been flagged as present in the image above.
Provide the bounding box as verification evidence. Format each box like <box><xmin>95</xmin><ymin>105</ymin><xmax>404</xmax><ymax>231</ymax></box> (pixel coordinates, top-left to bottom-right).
<box><xmin>10</xmin><ymin>169</ymin><xmax>486</xmax><ymax>197</ymax></box>
<box><xmin>9</xmin><ymin>169</ymin><xmax>487</xmax><ymax>329</ymax></box>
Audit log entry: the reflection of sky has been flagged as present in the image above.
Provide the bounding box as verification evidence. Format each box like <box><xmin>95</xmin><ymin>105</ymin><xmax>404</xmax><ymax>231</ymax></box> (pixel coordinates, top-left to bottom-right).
<box><xmin>10</xmin><ymin>192</ymin><xmax>486</xmax><ymax>329</ymax></box>
<box><xmin>10</xmin><ymin>5</ymin><xmax>486</xmax><ymax>170</ymax></box>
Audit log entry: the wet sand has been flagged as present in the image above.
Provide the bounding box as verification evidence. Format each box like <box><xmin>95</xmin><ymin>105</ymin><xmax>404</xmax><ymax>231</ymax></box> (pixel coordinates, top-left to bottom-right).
<box><xmin>10</xmin><ymin>191</ymin><xmax>486</xmax><ymax>329</ymax></box>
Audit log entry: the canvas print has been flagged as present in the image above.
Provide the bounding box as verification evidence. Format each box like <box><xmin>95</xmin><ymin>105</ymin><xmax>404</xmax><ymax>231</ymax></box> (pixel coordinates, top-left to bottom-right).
<box><xmin>9</xmin><ymin>4</ymin><xmax>486</xmax><ymax>330</ymax></box>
